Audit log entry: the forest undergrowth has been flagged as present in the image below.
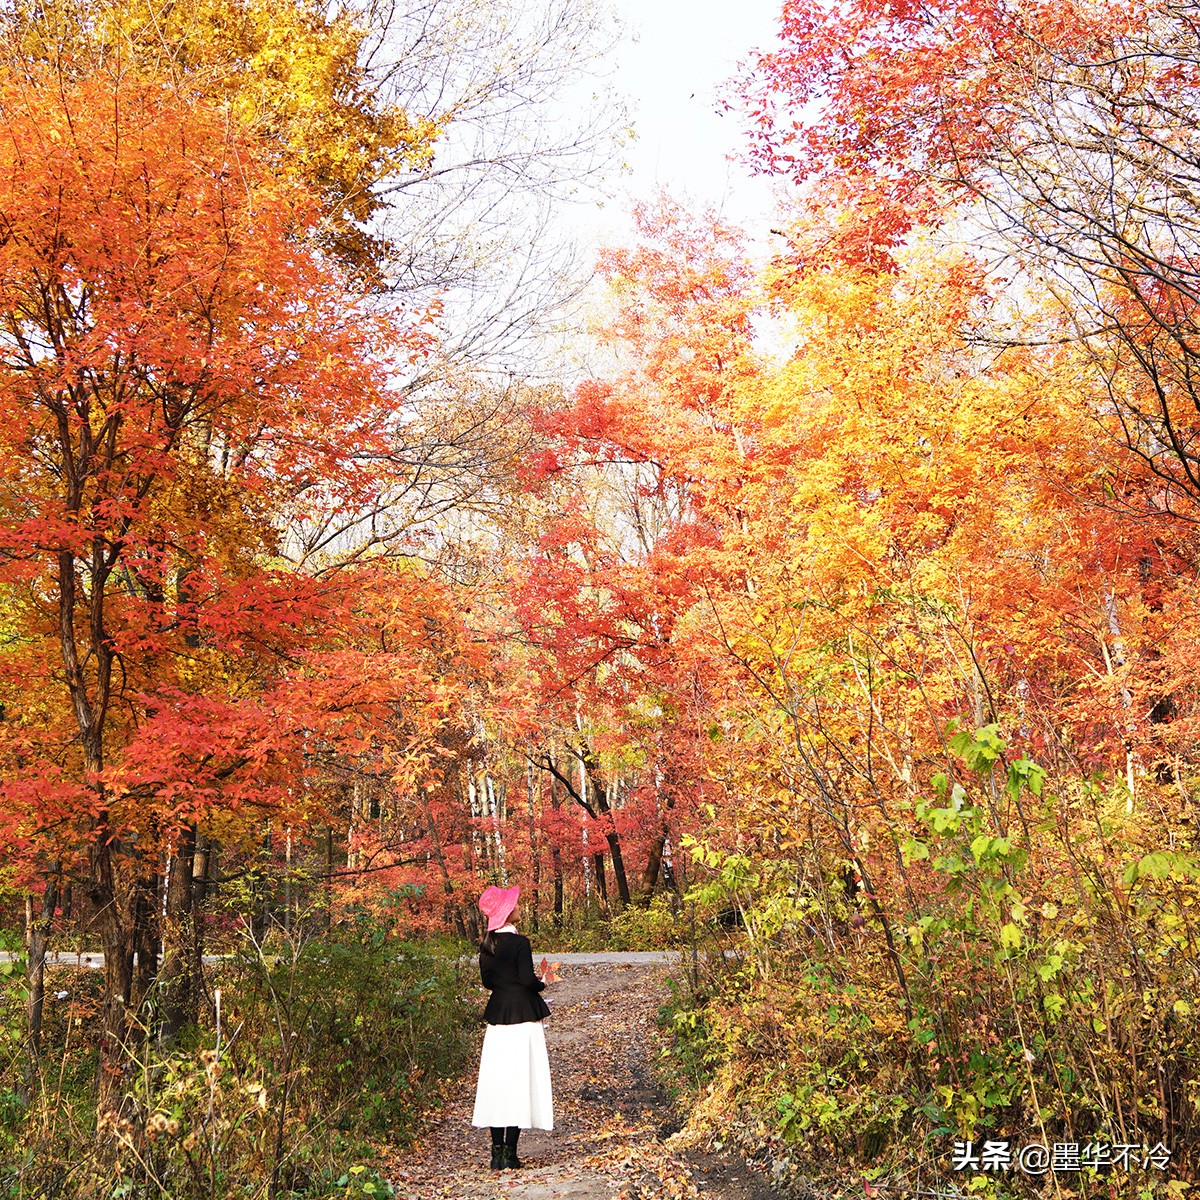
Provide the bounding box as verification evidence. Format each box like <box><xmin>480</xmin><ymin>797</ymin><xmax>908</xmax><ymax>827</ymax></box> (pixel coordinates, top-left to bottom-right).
<box><xmin>660</xmin><ymin>730</ymin><xmax>1198</xmax><ymax>1200</ymax></box>
<box><xmin>0</xmin><ymin>916</ymin><xmax>472</xmax><ymax>1200</ymax></box>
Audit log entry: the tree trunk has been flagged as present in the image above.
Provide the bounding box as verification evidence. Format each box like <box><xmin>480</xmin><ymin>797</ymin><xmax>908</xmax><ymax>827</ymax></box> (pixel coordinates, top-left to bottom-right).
<box><xmin>324</xmin><ymin>826</ymin><xmax>334</xmax><ymax>931</ymax></box>
<box><xmin>639</xmin><ymin>768</ymin><xmax>676</xmax><ymax>902</ymax></box>
<box><xmin>583</xmin><ymin>756</ymin><xmax>631</xmax><ymax>907</ymax></box>
<box><xmin>24</xmin><ymin>865</ymin><xmax>60</xmax><ymax>1097</ymax></box>
<box><xmin>91</xmin><ymin>832</ymin><xmax>134</xmax><ymax>1110</ymax></box>
<box><xmin>348</xmin><ymin>776</ymin><xmax>366</xmax><ymax>872</ymax></box>
<box><xmin>159</xmin><ymin>825</ymin><xmax>197</xmax><ymax>1045</ymax></box>
<box><xmin>640</xmin><ymin>832</ymin><xmax>666</xmax><ymax>903</ymax></box>
<box><xmin>592</xmin><ymin>849</ymin><xmax>608</xmax><ymax>912</ymax></box>
<box><xmin>548</xmin><ymin>767</ymin><xmax>564</xmax><ymax>929</ymax></box>
<box><xmin>601</xmin><ymin>832</ymin><xmax>629</xmax><ymax>906</ymax></box>
<box><xmin>527</xmin><ymin>759</ymin><xmax>540</xmax><ymax>935</ymax></box>
<box><xmin>485</xmin><ymin>772</ymin><xmax>508</xmax><ymax>883</ymax></box>
<box><xmin>191</xmin><ymin>835</ymin><xmax>212</xmax><ymax>992</ymax></box>
<box><xmin>132</xmin><ymin>862</ymin><xmax>160</xmax><ymax>1010</ymax></box>
<box><xmin>59</xmin><ymin>521</ymin><xmax>129</xmax><ymax>1109</ymax></box>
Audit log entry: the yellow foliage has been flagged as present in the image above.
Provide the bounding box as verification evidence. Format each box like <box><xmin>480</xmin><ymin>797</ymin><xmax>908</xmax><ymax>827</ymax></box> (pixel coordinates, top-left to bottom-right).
<box><xmin>4</xmin><ymin>0</ymin><xmax>440</xmax><ymax>274</ymax></box>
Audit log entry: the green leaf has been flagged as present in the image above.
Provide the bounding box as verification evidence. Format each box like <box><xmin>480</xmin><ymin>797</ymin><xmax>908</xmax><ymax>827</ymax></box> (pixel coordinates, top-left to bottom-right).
<box><xmin>927</xmin><ymin>807</ymin><xmax>960</xmax><ymax>834</ymax></box>
<box><xmin>1036</xmin><ymin>954</ymin><xmax>1063</xmax><ymax>982</ymax></box>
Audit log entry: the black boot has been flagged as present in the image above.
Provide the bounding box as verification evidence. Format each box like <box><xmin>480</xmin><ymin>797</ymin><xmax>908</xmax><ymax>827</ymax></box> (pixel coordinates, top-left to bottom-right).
<box><xmin>503</xmin><ymin>1127</ymin><xmax>522</xmax><ymax>1169</ymax></box>
<box><xmin>490</xmin><ymin>1128</ymin><xmax>505</xmax><ymax>1170</ymax></box>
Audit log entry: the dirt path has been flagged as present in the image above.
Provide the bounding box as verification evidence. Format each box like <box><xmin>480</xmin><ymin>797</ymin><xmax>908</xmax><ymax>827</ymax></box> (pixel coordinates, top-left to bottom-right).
<box><xmin>380</xmin><ymin>959</ymin><xmax>773</xmax><ymax>1200</ymax></box>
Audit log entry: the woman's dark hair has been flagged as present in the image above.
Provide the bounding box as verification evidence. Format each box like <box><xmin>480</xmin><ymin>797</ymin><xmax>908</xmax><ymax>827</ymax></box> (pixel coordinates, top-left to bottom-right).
<box><xmin>480</xmin><ymin>929</ymin><xmax>498</xmax><ymax>956</ymax></box>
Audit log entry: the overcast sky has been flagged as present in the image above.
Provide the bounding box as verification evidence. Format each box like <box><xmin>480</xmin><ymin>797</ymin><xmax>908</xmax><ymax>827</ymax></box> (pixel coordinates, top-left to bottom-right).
<box><xmin>581</xmin><ymin>0</ymin><xmax>785</xmax><ymax>246</ymax></box>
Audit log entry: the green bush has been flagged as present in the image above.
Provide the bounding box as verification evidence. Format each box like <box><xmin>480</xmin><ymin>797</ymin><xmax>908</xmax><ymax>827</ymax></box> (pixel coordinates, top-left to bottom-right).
<box><xmin>655</xmin><ymin>973</ymin><xmax>719</xmax><ymax>1103</ymax></box>
<box><xmin>605</xmin><ymin>895</ymin><xmax>689</xmax><ymax>950</ymax></box>
<box><xmin>0</xmin><ymin>919</ymin><xmax>473</xmax><ymax>1199</ymax></box>
<box><xmin>211</xmin><ymin>925</ymin><xmax>468</xmax><ymax>1138</ymax></box>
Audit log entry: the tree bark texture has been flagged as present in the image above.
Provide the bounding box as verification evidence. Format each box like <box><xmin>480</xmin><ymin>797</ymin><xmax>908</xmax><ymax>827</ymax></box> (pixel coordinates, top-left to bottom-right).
<box><xmin>159</xmin><ymin>825</ymin><xmax>198</xmax><ymax>1046</ymax></box>
<box><xmin>24</xmin><ymin>866</ymin><xmax>60</xmax><ymax>1096</ymax></box>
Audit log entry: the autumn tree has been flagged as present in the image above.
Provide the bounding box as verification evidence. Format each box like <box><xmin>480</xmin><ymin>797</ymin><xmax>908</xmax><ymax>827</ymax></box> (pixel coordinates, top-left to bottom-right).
<box><xmin>478</xmin><ymin>198</ymin><xmax>761</xmax><ymax>916</ymax></box>
<box><xmin>737</xmin><ymin>0</ymin><xmax>1200</xmax><ymax>513</ymax></box>
<box><xmin>3</xmin><ymin>0</ymin><xmax>439</xmax><ymax>281</ymax></box>
<box><xmin>526</xmin><ymin>170</ymin><xmax>1200</xmax><ymax>1170</ymax></box>
<box><xmin>0</xmin><ymin>0</ymin><xmax>624</xmax><ymax>1007</ymax></box>
<box><xmin>0</xmin><ymin>65</ymin><xmax>428</xmax><ymax>1095</ymax></box>
<box><xmin>3</xmin><ymin>0</ymin><xmax>623</xmax><ymax>571</ymax></box>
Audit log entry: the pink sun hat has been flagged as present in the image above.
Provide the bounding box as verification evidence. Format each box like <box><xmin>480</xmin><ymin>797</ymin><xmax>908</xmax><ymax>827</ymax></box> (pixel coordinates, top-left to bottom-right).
<box><xmin>479</xmin><ymin>884</ymin><xmax>520</xmax><ymax>932</ymax></box>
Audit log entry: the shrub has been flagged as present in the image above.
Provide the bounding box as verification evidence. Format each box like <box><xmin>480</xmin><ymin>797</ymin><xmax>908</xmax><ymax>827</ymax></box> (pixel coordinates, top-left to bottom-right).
<box><xmin>0</xmin><ymin>918</ymin><xmax>472</xmax><ymax>1198</ymax></box>
<box><xmin>535</xmin><ymin>893</ymin><xmax>695</xmax><ymax>952</ymax></box>
<box><xmin>675</xmin><ymin>727</ymin><xmax>1200</xmax><ymax>1195</ymax></box>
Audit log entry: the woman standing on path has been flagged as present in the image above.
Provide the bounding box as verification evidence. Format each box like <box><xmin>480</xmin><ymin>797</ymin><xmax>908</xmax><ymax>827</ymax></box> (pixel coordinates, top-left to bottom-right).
<box><xmin>471</xmin><ymin>885</ymin><xmax>554</xmax><ymax>1170</ymax></box>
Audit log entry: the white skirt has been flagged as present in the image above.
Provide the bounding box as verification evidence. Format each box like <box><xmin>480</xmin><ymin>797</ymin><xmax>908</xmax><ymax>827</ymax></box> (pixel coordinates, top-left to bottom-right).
<box><xmin>471</xmin><ymin>1020</ymin><xmax>554</xmax><ymax>1130</ymax></box>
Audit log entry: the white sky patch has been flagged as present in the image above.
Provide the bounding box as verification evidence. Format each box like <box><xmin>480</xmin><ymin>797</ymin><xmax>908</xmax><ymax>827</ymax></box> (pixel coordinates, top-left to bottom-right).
<box><xmin>581</xmin><ymin>0</ymin><xmax>785</xmax><ymax>247</ymax></box>
<box><xmin>536</xmin><ymin>0</ymin><xmax>793</xmax><ymax>377</ymax></box>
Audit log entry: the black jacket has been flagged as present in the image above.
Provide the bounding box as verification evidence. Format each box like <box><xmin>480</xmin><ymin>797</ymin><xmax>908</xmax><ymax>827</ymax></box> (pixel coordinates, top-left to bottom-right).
<box><xmin>479</xmin><ymin>931</ymin><xmax>551</xmax><ymax>1025</ymax></box>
